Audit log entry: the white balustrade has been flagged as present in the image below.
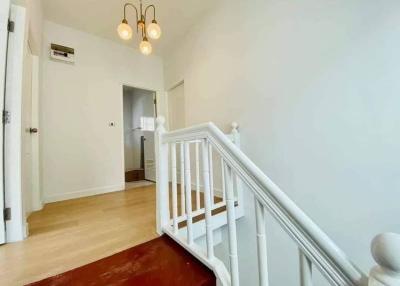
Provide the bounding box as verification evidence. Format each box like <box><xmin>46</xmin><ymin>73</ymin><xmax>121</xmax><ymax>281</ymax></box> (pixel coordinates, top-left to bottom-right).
<box><xmin>171</xmin><ymin>143</ymin><xmax>178</xmax><ymax>233</ymax></box>
<box><xmin>184</xmin><ymin>142</ymin><xmax>194</xmax><ymax>245</ymax></box>
<box><xmin>208</xmin><ymin>144</ymin><xmax>214</xmax><ymax>206</ymax></box>
<box><xmin>230</xmin><ymin>122</ymin><xmax>243</xmax><ymax>215</ymax></box>
<box><xmin>195</xmin><ymin>142</ymin><xmax>201</xmax><ymax>210</ymax></box>
<box><xmin>155</xmin><ymin>117</ymin><xmax>169</xmax><ymax>234</ymax></box>
<box><xmin>180</xmin><ymin>142</ymin><xmax>185</xmax><ymax>216</ymax></box>
<box><xmin>202</xmin><ymin>139</ymin><xmax>214</xmax><ymax>260</ymax></box>
<box><xmin>255</xmin><ymin>199</ymin><xmax>269</xmax><ymax>286</ymax></box>
<box><xmin>156</xmin><ymin>118</ymin><xmax>399</xmax><ymax>286</ymax></box>
<box><xmin>221</xmin><ymin>157</ymin><xmax>226</xmax><ymax>203</ymax></box>
<box><xmin>224</xmin><ymin>163</ymin><xmax>240</xmax><ymax>286</ymax></box>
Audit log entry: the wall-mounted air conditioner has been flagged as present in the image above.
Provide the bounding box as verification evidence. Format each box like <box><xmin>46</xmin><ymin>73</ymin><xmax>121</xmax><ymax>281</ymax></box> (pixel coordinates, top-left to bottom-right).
<box><xmin>50</xmin><ymin>43</ymin><xmax>75</xmax><ymax>63</ymax></box>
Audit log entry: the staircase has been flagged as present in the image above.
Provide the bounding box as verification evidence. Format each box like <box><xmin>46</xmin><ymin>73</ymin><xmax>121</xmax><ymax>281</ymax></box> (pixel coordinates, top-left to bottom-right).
<box><xmin>154</xmin><ymin>117</ymin><xmax>400</xmax><ymax>286</ymax></box>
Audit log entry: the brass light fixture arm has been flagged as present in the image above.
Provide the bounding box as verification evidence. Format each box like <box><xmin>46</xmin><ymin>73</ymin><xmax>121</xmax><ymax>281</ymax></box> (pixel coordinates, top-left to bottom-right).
<box><xmin>123</xmin><ymin>3</ymin><xmax>139</xmax><ymax>32</ymax></box>
<box><xmin>145</xmin><ymin>5</ymin><xmax>156</xmax><ymax>22</ymax></box>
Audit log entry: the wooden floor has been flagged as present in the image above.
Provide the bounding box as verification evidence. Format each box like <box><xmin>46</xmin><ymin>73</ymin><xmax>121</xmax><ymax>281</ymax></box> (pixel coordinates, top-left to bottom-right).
<box><xmin>0</xmin><ymin>184</ymin><xmax>158</xmax><ymax>286</ymax></box>
<box><xmin>28</xmin><ymin>235</ymin><xmax>216</xmax><ymax>286</ymax></box>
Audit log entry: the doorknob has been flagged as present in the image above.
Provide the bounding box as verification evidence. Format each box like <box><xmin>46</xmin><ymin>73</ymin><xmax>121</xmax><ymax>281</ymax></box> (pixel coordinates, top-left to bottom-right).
<box><xmin>29</xmin><ymin>128</ymin><xmax>38</xmax><ymax>134</ymax></box>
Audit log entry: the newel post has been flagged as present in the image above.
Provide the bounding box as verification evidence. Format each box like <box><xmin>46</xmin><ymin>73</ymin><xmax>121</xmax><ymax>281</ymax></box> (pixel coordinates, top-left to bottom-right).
<box><xmin>369</xmin><ymin>233</ymin><xmax>400</xmax><ymax>286</ymax></box>
<box><xmin>155</xmin><ymin>116</ymin><xmax>169</xmax><ymax>235</ymax></box>
<box><xmin>230</xmin><ymin>122</ymin><xmax>244</xmax><ymax>215</ymax></box>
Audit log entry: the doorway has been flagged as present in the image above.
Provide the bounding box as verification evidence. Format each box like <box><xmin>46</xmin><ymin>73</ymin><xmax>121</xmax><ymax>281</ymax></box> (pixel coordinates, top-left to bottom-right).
<box><xmin>123</xmin><ymin>85</ymin><xmax>156</xmax><ymax>187</ymax></box>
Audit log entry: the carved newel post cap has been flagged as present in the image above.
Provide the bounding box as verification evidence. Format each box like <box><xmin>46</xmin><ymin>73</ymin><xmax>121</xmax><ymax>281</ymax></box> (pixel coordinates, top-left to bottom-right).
<box><xmin>371</xmin><ymin>233</ymin><xmax>400</xmax><ymax>273</ymax></box>
<box><xmin>156</xmin><ymin>116</ymin><xmax>165</xmax><ymax>127</ymax></box>
<box><xmin>231</xmin><ymin>122</ymin><xmax>239</xmax><ymax>130</ymax></box>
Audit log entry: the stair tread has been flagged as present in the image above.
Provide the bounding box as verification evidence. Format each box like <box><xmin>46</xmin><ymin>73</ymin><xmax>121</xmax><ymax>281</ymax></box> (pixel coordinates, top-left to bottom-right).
<box><xmin>27</xmin><ymin>235</ymin><xmax>216</xmax><ymax>286</ymax></box>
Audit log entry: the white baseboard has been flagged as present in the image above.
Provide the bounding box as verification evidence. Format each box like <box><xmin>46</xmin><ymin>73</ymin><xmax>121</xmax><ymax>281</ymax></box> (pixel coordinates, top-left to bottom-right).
<box><xmin>24</xmin><ymin>222</ymin><xmax>29</xmax><ymax>238</ymax></box>
<box><xmin>32</xmin><ymin>200</ymin><xmax>44</xmax><ymax>212</ymax></box>
<box><xmin>44</xmin><ymin>183</ymin><xmax>125</xmax><ymax>203</ymax></box>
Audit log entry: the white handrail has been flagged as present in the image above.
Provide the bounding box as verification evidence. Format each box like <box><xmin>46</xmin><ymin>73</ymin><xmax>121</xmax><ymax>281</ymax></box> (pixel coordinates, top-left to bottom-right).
<box><xmin>156</xmin><ymin>117</ymin><xmax>400</xmax><ymax>286</ymax></box>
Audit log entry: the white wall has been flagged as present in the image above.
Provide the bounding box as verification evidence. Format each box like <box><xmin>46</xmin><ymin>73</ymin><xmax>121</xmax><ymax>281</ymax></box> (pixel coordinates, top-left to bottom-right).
<box><xmin>167</xmin><ymin>82</ymin><xmax>185</xmax><ymax>130</ymax></box>
<box><xmin>164</xmin><ymin>0</ymin><xmax>400</xmax><ymax>284</ymax></box>
<box><xmin>41</xmin><ymin>20</ymin><xmax>163</xmax><ymax>202</ymax></box>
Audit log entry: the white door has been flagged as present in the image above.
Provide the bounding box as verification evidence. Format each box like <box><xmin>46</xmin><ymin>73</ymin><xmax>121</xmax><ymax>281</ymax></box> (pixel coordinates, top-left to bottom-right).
<box><xmin>30</xmin><ymin>55</ymin><xmax>41</xmax><ymax>211</ymax></box>
<box><xmin>21</xmin><ymin>44</ymin><xmax>34</xmax><ymax>222</ymax></box>
<box><xmin>144</xmin><ymin>131</ymin><xmax>156</xmax><ymax>182</ymax></box>
<box><xmin>4</xmin><ymin>4</ymin><xmax>28</xmax><ymax>242</ymax></box>
<box><xmin>0</xmin><ymin>0</ymin><xmax>11</xmax><ymax>244</ymax></box>
<box><xmin>167</xmin><ymin>82</ymin><xmax>185</xmax><ymax>130</ymax></box>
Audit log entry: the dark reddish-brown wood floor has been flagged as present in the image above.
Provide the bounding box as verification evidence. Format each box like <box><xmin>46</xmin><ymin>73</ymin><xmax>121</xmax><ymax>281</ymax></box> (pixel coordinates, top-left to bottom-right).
<box><xmin>27</xmin><ymin>235</ymin><xmax>216</xmax><ymax>286</ymax></box>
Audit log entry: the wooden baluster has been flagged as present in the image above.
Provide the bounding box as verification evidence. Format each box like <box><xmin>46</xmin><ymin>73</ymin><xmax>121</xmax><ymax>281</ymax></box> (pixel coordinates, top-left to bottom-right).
<box><xmin>180</xmin><ymin>142</ymin><xmax>185</xmax><ymax>216</ymax></box>
<box><xmin>369</xmin><ymin>233</ymin><xmax>400</xmax><ymax>286</ymax></box>
<box><xmin>224</xmin><ymin>164</ymin><xmax>240</xmax><ymax>286</ymax></box>
<box><xmin>221</xmin><ymin>158</ymin><xmax>226</xmax><ymax>203</ymax></box>
<box><xmin>171</xmin><ymin>143</ymin><xmax>178</xmax><ymax>233</ymax></box>
<box><xmin>195</xmin><ymin>142</ymin><xmax>201</xmax><ymax>210</ymax></box>
<box><xmin>155</xmin><ymin>117</ymin><xmax>169</xmax><ymax>234</ymax></box>
<box><xmin>184</xmin><ymin>142</ymin><xmax>194</xmax><ymax>244</ymax></box>
<box><xmin>202</xmin><ymin>139</ymin><xmax>214</xmax><ymax>259</ymax></box>
<box><xmin>299</xmin><ymin>250</ymin><xmax>312</xmax><ymax>286</ymax></box>
<box><xmin>255</xmin><ymin>199</ymin><xmax>269</xmax><ymax>286</ymax></box>
<box><xmin>208</xmin><ymin>144</ymin><xmax>214</xmax><ymax>206</ymax></box>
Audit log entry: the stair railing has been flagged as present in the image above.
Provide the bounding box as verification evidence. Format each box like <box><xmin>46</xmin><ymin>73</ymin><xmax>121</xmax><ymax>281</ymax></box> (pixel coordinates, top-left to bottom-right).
<box><xmin>155</xmin><ymin>117</ymin><xmax>400</xmax><ymax>286</ymax></box>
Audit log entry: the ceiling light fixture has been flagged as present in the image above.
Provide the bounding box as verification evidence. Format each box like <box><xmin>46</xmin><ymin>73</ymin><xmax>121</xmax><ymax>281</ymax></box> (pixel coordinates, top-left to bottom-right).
<box><xmin>117</xmin><ymin>1</ymin><xmax>162</xmax><ymax>56</ymax></box>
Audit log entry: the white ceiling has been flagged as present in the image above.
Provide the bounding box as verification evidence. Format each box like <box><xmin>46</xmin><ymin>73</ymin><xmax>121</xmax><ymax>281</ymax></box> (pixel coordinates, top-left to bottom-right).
<box><xmin>42</xmin><ymin>0</ymin><xmax>215</xmax><ymax>57</ymax></box>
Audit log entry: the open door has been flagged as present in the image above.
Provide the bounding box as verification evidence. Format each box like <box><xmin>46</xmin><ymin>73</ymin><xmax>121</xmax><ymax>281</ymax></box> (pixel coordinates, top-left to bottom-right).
<box><xmin>21</xmin><ymin>44</ymin><xmax>34</xmax><ymax>222</ymax></box>
<box><xmin>0</xmin><ymin>0</ymin><xmax>11</xmax><ymax>244</ymax></box>
<box><xmin>144</xmin><ymin>131</ymin><xmax>156</xmax><ymax>182</ymax></box>
<box><xmin>3</xmin><ymin>4</ymin><xmax>28</xmax><ymax>242</ymax></box>
<box><xmin>143</xmin><ymin>92</ymin><xmax>157</xmax><ymax>182</ymax></box>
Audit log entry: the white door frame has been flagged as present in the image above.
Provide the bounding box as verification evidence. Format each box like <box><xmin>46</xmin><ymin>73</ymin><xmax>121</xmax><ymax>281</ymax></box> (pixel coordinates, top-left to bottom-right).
<box><xmin>0</xmin><ymin>0</ymin><xmax>11</xmax><ymax>244</ymax></box>
<box><xmin>4</xmin><ymin>4</ymin><xmax>27</xmax><ymax>242</ymax></box>
<box><xmin>120</xmin><ymin>84</ymin><xmax>166</xmax><ymax>185</ymax></box>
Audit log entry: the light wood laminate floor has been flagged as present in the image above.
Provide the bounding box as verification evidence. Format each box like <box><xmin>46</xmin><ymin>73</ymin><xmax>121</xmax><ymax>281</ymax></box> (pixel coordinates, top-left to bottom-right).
<box><xmin>0</xmin><ymin>184</ymin><xmax>158</xmax><ymax>286</ymax></box>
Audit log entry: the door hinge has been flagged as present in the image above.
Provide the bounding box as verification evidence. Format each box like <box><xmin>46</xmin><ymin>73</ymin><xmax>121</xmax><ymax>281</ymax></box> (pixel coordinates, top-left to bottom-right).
<box><xmin>153</xmin><ymin>98</ymin><xmax>157</xmax><ymax>105</ymax></box>
<box><xmin>8</xmin><ymin>20</ymin><xmax>15</xmax><ymax>33</ymax></box>
<box><xmin>2</xmin><ymin>110</ymin><xmax>10</xmax><ymax>124</ymax></box>
<box><xmin>4</xmin><ymin>208</ymin><xmax>11</xmax><ymax>221</ymax></box>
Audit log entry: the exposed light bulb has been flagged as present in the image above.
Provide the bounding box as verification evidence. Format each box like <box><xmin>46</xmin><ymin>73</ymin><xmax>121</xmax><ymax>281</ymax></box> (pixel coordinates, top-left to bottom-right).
<box><xmin>147</xmin><ymin>21</ymin><xmax>161</xmax><ymax>40</ymax></box>
<box><xmin>117</xmin><ymin>20</ymin><xmax>133</xmax><ymax>40</ymax></box>
<box><xmin>140</xmin><ymin>38</ymin><xmax>152</xmax><ymax>55</ymax></box>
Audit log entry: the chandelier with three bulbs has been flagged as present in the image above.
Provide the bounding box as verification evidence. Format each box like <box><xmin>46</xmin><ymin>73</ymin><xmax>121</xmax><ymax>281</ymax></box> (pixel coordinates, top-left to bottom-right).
<box><xmin>117</xmin><ymin>1</ymin><xmax>162</xmax><ymax>55</ymax></box>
